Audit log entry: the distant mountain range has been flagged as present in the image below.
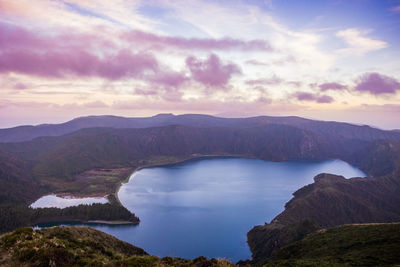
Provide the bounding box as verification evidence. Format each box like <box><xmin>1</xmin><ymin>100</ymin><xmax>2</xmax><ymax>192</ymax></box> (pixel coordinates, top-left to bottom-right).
<box><xmin>1</xmin><ymin>114</ymin><xmax>400</xmax><ymax>143</ymax></box>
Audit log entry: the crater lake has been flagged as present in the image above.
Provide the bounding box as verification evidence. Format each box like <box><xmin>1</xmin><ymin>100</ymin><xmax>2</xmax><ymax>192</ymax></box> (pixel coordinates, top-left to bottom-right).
<box><xmin>39</xmin><ymin>157</ymin><xmax>366</xmax><ymax>262</ymax></box>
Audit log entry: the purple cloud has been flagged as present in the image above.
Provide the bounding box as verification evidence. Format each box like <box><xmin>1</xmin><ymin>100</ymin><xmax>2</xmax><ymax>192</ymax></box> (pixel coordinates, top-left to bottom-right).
<box><xmin>122</xmin><ymin>30</ymin><xmax>272</xmax><ymax>51</ymax></box>
<box><xmin>150</xmin><ymin>71</ymin><xmax>188</xmax><ymax>88</ymax></box>
<box><xmin>13</xmin><ymin>82</ymin><xmax>27</xmax><ymax>90</ymax></box>
<box><xmin>319</xmin><ymin>82</ymin><xmax>347</xmax><ymax>91</ymax></box>
<box><xmin>354</xmin><ymin>72</ymin><xmax>400</xmax><ymax>95</ymax></box>
<box><xmin>316</xmin><ymin>95</ymin><xmax>334</xmax><ymax>103</ymax></box>
<box><xmin>0</xmin><ymin>49</ymin><xmax>158</xmax><ymax>80</ymax></box>
<box><xmin>293</xmin><ymin>92</ymin><xmax>334</xmax><ymax>103</ymax></box>
<box><xmin>0</xmin><ymin>24</ymin><xmax>158</xmax><ymax>80</ymax></box>
<box><xmin>0</xmin><ymin>23</ymin><xmax>114</xmax><ymax>52</ymax></box>
<box><xmin>186</xmin><ymin>54</ymin><xmax>241</xmax><ymax>87</ymax></box>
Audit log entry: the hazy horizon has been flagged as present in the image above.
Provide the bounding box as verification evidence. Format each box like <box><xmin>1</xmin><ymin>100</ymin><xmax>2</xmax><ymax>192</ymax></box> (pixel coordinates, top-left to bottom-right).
<box><xmin>1</xmin><ymin>112</ymin><xmax>399</xmax><ymax>131</ymax></box>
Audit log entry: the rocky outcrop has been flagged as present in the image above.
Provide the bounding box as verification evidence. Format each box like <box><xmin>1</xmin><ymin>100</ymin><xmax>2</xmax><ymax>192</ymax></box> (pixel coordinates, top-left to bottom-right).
<box><xmin>248</xmin><ymin>169</ymin><xmax>400</xmax><ymax>263</ymax></box>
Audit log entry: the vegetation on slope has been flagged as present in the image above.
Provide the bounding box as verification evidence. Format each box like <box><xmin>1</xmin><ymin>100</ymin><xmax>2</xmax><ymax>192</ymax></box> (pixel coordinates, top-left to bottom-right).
<box><xmin>0</xmin><ymin>124</ymin><xmax>366</xmax><ymax>195</ymax></box>
<box><xmin>0</xmin><ymin>226</ymin><xmax>234</xmax><ymax>267</ymax></box>
<box><xmin>1</xmin><ymin>115</ymin><xmax>400</xmax><ymax>264</ymax></box>
<box><xmin>248</xmin><ymin>141</ymin><xmax>400</xmax><ymax>263</ymax></box>
<box><xmin>0</xmin><ymin>203</ymin><xmax>139</xmax><ymax>234</ymax></box>
<box><xmin>264</xmin><ymin>223</ymin><xmax>400</xmax><ymax>266</ymax></box>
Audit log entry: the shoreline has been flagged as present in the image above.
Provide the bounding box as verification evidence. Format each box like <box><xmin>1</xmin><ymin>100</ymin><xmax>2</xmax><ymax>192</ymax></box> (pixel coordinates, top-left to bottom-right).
<box><xmin>85</xmin><ymin>220</ymin><xmax>138</xmax><ymax>225</ymax></box>
<box><xmin>34</xmin><ymin>219</ymin><xmax>139</xmax><ymax>227</ymax></box>
<box><xmin>112</xmin><ymin>153</ymin><xmax>253</xmax><ymax>205</ymax></box>
<box><xmin>30</xmin><ymin>155</ymin><xmax>368</xmax><ymax>229</ymax></box>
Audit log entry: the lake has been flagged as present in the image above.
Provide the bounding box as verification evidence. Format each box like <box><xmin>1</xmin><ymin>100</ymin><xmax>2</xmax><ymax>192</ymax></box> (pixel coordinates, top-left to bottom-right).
<box><xmin>30</xmin><ymin>194</ymin><xmax>108</xmax><ymax>208</ymax></box>
<box><xmin>38</xmin><ymin>157</ymin><xmax>366</xmax><ymax>262</ymax></box>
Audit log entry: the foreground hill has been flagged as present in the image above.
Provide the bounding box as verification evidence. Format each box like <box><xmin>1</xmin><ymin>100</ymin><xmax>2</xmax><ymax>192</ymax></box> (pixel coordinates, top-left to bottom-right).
<box><xmin>264</xmin><ymin>223</ymin><xmax>400</xmax><ymax>266</ymax></box>
<box><xmin>1</xmin><ymin>114</ymin><xmax>399</xmax><ymax>143</ymax></box>
<box><xmin>1</xmin><ymin>224</ymin><xmax>398</xmax><ymax>266</ymax></box>
<box><xmin>0</xmin><ymin>226</ymin><xmax>233</xmax><ymax>266</ymax></box>
<box><xmin>248</xmin><ymin>141</ymin><xmax>400</xmax><ymax>264</ymax></box>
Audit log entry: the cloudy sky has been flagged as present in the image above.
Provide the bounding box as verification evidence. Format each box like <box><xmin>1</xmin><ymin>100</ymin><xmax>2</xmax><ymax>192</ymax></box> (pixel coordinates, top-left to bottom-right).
<box><xmin>0</xmin><ymin>0</ymin><xmax>399</xmax><ymax>129</ymax></box>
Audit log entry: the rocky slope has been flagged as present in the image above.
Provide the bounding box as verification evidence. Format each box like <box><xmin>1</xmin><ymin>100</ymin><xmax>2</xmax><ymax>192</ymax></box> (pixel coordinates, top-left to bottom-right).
<box><xmin>0</xmin><ymin>226</ymin><xmax>233</xmax><ymax>266</ymax></box>
<box><xmin>247</xmin><ymin>141</ymin><xmax>400</xmax><ymax>264</ymax></box>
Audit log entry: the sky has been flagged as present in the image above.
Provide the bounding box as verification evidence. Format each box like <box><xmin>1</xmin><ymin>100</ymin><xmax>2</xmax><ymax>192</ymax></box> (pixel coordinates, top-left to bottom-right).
<box><xmin>0</xmin><ymin>0</ymin><xmax>400</xmax><ymax>129</ymax></box>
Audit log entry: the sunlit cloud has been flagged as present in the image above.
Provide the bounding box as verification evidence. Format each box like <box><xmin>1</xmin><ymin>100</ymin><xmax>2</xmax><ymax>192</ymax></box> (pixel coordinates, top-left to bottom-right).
<box><xmin>336</xmin><ymin>28</ymin><xmax>388</xmax><ymax>56</ymax></box>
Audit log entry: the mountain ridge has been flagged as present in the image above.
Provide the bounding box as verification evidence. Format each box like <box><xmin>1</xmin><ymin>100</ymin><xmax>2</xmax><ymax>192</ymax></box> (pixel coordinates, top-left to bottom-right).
<box><xmin>1</xmin><ymin>114</ymin><xmax>399</xmax><ymax>143</ymax></box>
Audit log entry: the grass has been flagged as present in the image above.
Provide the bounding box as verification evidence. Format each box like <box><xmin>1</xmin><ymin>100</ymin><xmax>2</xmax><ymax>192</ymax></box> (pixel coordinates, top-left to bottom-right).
<box><xmin>264</xmin><ymin>223</ymin><xmax>400</xmax><ymax>266</ymax></box>
<box><xmin>0</xmin><ymin>226</ymin><xmax>234</xmax><ymax>267</ymax></box>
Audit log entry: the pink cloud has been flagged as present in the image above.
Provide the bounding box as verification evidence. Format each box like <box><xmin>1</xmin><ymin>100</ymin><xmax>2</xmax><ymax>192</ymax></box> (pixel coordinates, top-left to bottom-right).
<box><xmin>0</xmin><ymin>24</ymin><xmax>46</xmax><ymax>51</ymax></box>
<box><xmin>316</xmin><ymin>95</ymin><xmax>334</xmax><ymax>103</ymax></box>
<box><xmin>122</xmin><ymin>30</ymin><xmax>272</xmax><ymax>51</ymax></box>
<box><xmin>0</xmin><ymin>23</ymin><xmax>114</xmax><ymax>52</ymax></box>
<box><xmin>150</xmin><ymin>71</ymin><xmax>188</xmax><ymax>88</ymax></box>
<box><xmin>0</xmin><ymin>24</ymin><xmax>159</xmax><ymax>80</ymax></box>
<box><xmin>0</xmin><ymin>49</ymin><xmax>158</xmax><ymax>80</ymax></box>
<box><xmin>319</xmin><ymin>82</ymin><xmax>347</xmax><ymax>91</ymax></box>
<box><xmin>134</xmin><ymin>88</ymin><xmax>158</xmax><ymax>96</ymax></box>
<box><xmin>293</xmin><ymin>92</ymin><xmax>334</xmax><ymax>103</ymax></box>
<box><xmin>186</xmin><ymin>54</ymin><xmax>241</xmax><ymax>87</ymax></box>
<box><xmin>354</xmin><ymin>72</ymin><xmax>400</xmax><ymax>95</ymax></box>
<box><xmin>13</xmin><ymin>82</ymin><xmax>27</xmax><ymax>90</ymax></box>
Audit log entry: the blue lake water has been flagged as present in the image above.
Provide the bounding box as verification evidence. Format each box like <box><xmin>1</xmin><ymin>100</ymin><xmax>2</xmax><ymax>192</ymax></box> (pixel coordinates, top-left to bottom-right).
<box><xmin>40</xmin><ymin>157</ymin><xmax>366</xmax><ymax>262</ymax></box>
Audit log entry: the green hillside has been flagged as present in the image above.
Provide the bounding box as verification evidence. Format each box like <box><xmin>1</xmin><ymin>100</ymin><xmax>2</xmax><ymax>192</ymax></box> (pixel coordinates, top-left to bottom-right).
<box><xmin>0</xmin><ymin>226</ymin><xmax>234</xmax><ymax>267</ymax></box>
<box><xmin>264</xmin><ymin>223</ymin><xmax>400</xmax><ymax>266</ymax></box>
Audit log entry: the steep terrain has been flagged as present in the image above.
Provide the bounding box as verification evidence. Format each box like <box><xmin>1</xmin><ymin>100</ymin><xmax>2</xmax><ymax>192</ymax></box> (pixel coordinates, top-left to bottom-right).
<box><xmin>1</xmin><ymin>124</ymin><xmax>357</xmax><ymax>201</ymax></box>
<box><xmin>247</xmin><ymin>140</ymin><xmax>400</xmax><ymax>264</ymax></box>
<box><xmin>0</xmin><ymin>226</ymin><xmax>233</xmax><ymax>266</ymax></box>
<box><xmin>264</xmin><ymin>223</ymin><xmax>400</xmax><ymax>266</ymax></box>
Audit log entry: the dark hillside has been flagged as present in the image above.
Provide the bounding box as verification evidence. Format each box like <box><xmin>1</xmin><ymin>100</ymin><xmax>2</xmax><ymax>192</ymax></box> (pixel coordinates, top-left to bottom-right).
<box><xmin>1</xmin><ymin>124</ymin><xmax>345</xmax><ymax>189</ymax></box>
<box><xmin>0</xmin><ymin>226</ymin><xmax>234</xmax><ymax>266</ymax></box>
<box><xmin>264</xmin><ymin>223</ymin><xmax>400</xmax><ymax>266</ymax></box>
<box><xmin>247</xmin><ymin>141</ymin><xmax>400</xmax><ymax>263</ymax></box>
